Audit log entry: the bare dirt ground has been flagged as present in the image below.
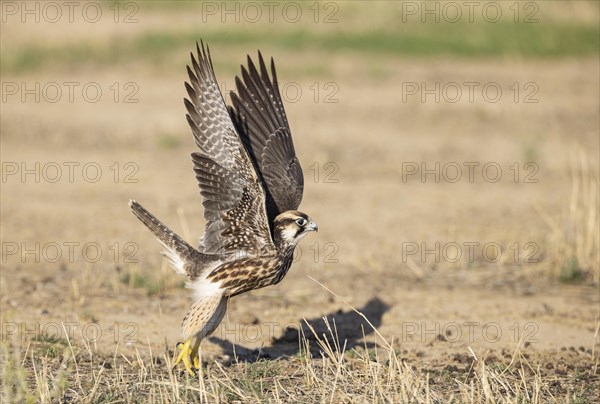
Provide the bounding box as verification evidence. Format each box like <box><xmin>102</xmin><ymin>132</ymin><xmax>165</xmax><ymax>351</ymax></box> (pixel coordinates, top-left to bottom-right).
<box><xmin>1</xmin><ymin>2</ymin><xmax>599</xmax><ymax>402</ymax></box>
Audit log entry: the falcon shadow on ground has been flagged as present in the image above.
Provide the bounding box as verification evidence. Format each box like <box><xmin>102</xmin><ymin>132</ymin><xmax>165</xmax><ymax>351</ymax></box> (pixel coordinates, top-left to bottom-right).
<box><xmin>209</xmin><ymin>297</ymin><xmax>390</xmax><ymax>363</ymax></box>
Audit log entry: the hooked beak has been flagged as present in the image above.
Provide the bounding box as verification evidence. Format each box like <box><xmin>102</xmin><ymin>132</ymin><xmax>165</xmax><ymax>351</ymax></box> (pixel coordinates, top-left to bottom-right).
<box><xmin>307</xmin><ymin>221</ymin><xmax>318</xmax><ymax>232</ymax></box>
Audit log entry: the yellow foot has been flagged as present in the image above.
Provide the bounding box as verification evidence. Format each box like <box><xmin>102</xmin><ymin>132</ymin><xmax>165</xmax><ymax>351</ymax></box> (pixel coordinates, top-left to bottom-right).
<box><xmin>191</xmin><ymin>338</ymin><xmax>201</xmax><ymax>370</ymax></box>
<box><xmin>173</xmin><ymin>339</ymin><xmax>195</xmax><ymax>376</ymax></box>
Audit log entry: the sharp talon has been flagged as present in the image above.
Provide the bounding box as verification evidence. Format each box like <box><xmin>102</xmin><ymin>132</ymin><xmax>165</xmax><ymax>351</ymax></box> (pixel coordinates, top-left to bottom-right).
<box><xmin>181</xmin><ymin>353</ymin><xmax>194</xmax><ymax>376</ymax></box>
<box><xmin>172</xmin><ymin>339</ymin><xmax>195</xmax><ymax>376</ymax></box>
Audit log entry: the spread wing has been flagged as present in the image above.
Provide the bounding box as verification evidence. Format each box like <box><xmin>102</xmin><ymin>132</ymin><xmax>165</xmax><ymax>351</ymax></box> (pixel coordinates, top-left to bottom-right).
<box><xmin>228</xmin><ymin>52</ymin><xmax>304</xmax><ymax>226</ymax></box>
<box><xmin>184</xmin><ymin>42</ymin><xmax>273</xmax><ymax>256</ymax></box>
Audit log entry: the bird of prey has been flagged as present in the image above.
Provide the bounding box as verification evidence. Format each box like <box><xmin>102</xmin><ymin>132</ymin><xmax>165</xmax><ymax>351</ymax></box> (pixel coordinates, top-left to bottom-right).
<box><xmin>129</xmin><ymin>42</ymin><xmax>317</xmax><ymax>375</ymax></box>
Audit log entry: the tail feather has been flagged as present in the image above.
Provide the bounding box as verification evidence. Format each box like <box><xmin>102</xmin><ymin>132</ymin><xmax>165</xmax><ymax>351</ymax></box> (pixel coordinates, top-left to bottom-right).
<box><xmin>129</xmin><ymin>199</ymin><xmax>215</xmax><ymax>277</ymax></box>
<box><xmin>181</xmin><ymin>292</ymin><xmax>227</xmax><ymax>341</ymax></box>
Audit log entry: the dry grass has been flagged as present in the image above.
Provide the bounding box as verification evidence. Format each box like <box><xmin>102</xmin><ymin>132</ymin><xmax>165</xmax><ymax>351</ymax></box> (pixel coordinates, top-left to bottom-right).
<box><xmin>537</xmin><ymin>147</ymin><xmax>600</xmax><ymax>285</ymax></box>
<box><xmin>2</xmin><ymin>279</ymin><xmax>598</xmax><ymax>402</ymax></box>
<box><xmin>4</xmin><ymin>306</ymin><xmax>594</xmax><ymax>403</ymax></box>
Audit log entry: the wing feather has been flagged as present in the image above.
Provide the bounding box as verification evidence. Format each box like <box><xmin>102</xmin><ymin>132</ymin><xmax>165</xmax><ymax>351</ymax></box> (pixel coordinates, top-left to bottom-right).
<box><xmin>229</xmin><ymin>52</ymin><xmax>304</xmax><ymax>225</ymax></box>
<box><xmin>184</xmin><ymin>42</ymin><xmax>273</xmax><ymax>256</ymax></box>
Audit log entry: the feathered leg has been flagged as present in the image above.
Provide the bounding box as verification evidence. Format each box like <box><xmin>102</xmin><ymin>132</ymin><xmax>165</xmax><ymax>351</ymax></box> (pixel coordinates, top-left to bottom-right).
<box><xmin>173</xmin><ymin>293</ymin><xmax>227</xmax><ymax>375</ymax></box>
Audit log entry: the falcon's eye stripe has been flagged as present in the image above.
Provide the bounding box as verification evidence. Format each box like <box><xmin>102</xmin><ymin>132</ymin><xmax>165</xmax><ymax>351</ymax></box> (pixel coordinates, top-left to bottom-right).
<box><xmin>295</xmin><ymin>218</ymin><xmax>307</xmax><ymax>226</ymax></box>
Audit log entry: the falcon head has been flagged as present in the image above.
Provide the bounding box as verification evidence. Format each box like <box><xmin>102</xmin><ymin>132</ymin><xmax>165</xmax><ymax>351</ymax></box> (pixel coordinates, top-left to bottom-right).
<box><xmin>274</xmin><ymin>211</ymin><xmax>318</xmax><ymax>247</ymax></box>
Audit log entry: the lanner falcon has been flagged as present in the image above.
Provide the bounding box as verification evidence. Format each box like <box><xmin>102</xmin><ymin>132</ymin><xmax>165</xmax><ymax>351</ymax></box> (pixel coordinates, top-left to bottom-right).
<box><xmin>129</xmin><ymin>42</ymin><xmax>317</xmax><ymax>375</ymax></box>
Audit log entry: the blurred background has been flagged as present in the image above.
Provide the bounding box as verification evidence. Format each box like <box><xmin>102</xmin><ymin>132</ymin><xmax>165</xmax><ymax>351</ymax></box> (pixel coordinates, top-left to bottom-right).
<box><xmin>1</xmin><ymin>0</ymin><xmax>599</xmax><ymax>396</ymax></box>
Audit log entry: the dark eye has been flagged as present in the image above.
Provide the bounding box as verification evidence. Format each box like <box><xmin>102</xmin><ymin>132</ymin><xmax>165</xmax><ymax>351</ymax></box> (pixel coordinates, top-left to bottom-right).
<box><xmin>295</xmin><ymin>218</ymin><xmax>307</xmax><ymax>226</ymax></box>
